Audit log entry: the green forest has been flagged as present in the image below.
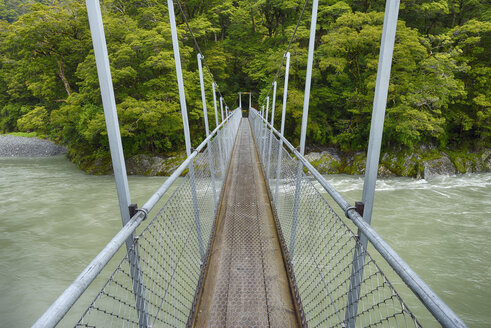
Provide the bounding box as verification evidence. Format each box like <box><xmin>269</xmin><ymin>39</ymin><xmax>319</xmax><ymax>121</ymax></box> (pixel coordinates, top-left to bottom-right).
<box><xmin>0</xmin><ymin>0</ymin><xmax>489</xmax><ymax>173</ymax></box>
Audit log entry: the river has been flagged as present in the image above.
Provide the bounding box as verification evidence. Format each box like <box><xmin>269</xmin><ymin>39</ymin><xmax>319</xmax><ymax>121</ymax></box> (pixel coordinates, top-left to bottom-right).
<box><xmin>0</xmin><ymin>156</ymin><xmax>489</xmax><ymax>327</ymax></box>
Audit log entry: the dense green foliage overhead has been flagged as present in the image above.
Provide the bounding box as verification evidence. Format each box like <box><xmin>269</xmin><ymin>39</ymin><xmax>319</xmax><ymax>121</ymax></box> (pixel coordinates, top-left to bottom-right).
<box><xmin>0</xmin><ymin>0</ymin><xmax>489</xmax><ymax>171</ymax></box>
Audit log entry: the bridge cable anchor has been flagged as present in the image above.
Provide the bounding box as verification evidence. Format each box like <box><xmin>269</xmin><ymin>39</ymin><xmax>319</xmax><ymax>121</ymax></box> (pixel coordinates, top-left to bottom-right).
<box><xmin>345</xmin><ymin>201</ymin><xmax>364</xmax><ymax>219</ymax></box>
<box><xmin>129</xmin><ymin>203</ymin><xmax>149</xmax><ymax>221</ymax></box>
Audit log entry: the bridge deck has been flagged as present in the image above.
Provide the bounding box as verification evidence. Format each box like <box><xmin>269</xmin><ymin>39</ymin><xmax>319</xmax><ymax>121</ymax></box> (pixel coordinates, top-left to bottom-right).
<box><xmin>193</xmin><ymin>118</ymin><xmax>299</xmax><ymax>327</ymax></box>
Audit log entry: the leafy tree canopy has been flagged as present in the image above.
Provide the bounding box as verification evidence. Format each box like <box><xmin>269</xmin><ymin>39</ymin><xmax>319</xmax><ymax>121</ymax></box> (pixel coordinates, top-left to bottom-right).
<box><xmin>0</xmin><ymin>0</ymin><xmax>489</xmax><ymax>172</ymax></box>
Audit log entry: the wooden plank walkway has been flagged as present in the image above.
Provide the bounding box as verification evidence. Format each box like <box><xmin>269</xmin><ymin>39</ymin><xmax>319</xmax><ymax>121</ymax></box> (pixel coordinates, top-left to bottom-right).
<box><xmin>192</xmin><ymin>118</ymin><xmax>299</xmax><ymax>327</ymax></box>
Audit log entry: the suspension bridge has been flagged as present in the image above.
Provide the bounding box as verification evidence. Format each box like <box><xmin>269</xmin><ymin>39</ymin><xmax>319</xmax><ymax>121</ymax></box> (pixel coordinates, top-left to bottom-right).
<box><xmin>32</xmin><ymin>0</ymin><xmax>468</xmax><ymax>327</ymax></box>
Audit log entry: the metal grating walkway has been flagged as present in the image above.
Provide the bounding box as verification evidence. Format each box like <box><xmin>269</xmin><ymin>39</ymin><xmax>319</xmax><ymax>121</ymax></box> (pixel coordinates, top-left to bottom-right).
<box><xmin>192</xmin><ymin>118</ymin><xmax>300</xmax><ymax>327</ymax></box>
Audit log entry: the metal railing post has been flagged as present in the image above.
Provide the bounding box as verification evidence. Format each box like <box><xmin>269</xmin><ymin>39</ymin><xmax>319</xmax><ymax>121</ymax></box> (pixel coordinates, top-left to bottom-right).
<box><xmin>219</xmin><ymin>97</ymin><xmax>226</xmax><ymax>163</ymax></box>
<box><xmin>274</xmin><ymin>52</ymin><xmax>290</xmax><ymax>203</ymax></box>
<box><xmin>213</xmin><ymin>83</ymin><xmax>225</xmax><ymax>177</ymax></box>
<box><xmin>212</xmin><ymin>83</ymin><xmax>218</xmax><ymax>128</ymax></box>
<box><xmin>225</xmin><ymin>106</ymin><xmax>230</xmax><ymax>155</ymax></box>
<box><xmin>266</xmin><ymin>81</ymin><xmax>277</xmax><ymax>180</ymax></box>
<box><xmin>168</xmin><ymin>0</ymin><xmax>204</xmax><ymax>259</ymax></box>
<box><xmin>197</xmin><ymin>54</ymin><xmax>218</xmax><ymax>210</ymax></box>
<box><xmin>223</xmin><ymin>103</ymin><xmax>230</xmax><ymax>156</ymax></box>
<box><xmin>259</xmin><ymin>105</ymin><xmax>264</xmax><ymax>153</ymax></box>
<box><xmin>344</xmin><ymin>0</ymin><xmax>400</xmax><ymax>326</ymax></box>
<box><xmin>84</xmin><ymin>2</ymin><xmax>149</xmax><ymax>327</ymax></box>
<box><xmin>239</xmin><ymin>92</ymin><xmax>242</xmax><ymax>109</ymax></box>
<box><xmin>249</xmin><ymin>92</ymin><xmax>252</xmax><ymax>109</ymax></box>
<box><xmin>262</xmin><ymin>96</ymin><xmax>270</xmax><ymax>163</ymax></box>
<box><xmin>290</xmin><ymin>0</ymin><xmax>319</xmax><ymax>259</ymax></box>
<box><xmin>220</xmin><ymin>96</ymin><xmax>224</xmax><ymax>122</ymax></box>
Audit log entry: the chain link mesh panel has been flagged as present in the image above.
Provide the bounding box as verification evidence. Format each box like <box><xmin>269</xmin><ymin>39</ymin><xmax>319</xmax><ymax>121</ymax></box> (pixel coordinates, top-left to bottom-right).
<box><xmin>75</xmin><ymin>112</ymin><xmax>241</xmax><ymax>328</ymax></box>
<box><xmin>249</xmin><ymin>110</ymin><xmax>421</xmax><ymax>328</ymax></box>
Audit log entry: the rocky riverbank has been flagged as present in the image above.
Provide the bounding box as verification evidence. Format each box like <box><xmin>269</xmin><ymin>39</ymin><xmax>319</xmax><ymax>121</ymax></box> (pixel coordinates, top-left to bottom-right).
<box><xmin>125</xmin><ymin>153</ymin><xmax>188</xmax><ymax>176</ymax></box>
<box><xmin>0</xmin><ymin>135</ymin><xmax>66</xmax><ymax>157</ymax></box>
<box><xmin>305</xmin><ymin>147</ymin><xmax>491</xmax><ymax>179</ymax></box>
<box><xmin>5</xmin><ymin>133</ymin><xmax>487</xmax><ymax>180</ymax></box>
<box><xmin>120</xmin><ymin>147</ymin><xmax>490</xmax><ymax>179</ymax></box>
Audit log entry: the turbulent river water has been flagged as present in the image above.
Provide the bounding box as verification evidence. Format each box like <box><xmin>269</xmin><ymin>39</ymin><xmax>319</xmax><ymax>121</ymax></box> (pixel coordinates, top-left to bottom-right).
<box><xmin>1</xmin><ymin>155</ymin><xmax>489</xmax><ymax>327</ymax></box>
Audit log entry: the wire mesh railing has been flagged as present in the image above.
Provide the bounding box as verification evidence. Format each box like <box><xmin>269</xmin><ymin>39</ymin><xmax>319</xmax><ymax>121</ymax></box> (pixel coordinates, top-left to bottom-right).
<box><xmin>250</xmin><ymin>108</ymin><xmax>423</xmax><ymax>328</ymax></box>
<box><xmin>75</xmin><ymin>110</ymin><xmax>241</xmax><ymax>328</ymax></box>
<box><xmin>33</xmin><ymin>110</ymin><xmax>240</xmax><ymax>328</ymax></box>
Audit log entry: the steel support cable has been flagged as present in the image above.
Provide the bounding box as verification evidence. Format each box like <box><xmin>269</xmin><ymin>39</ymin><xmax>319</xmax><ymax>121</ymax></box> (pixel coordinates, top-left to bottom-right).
<box><xmin>260</xmin><ymin>0</ymin><xmax>310</xmax><ymax>107</ymax></box>
<box><xmin>173</xmin><ymin>0</ymin><xmax>230</xmax><ymax>109</ymax></box>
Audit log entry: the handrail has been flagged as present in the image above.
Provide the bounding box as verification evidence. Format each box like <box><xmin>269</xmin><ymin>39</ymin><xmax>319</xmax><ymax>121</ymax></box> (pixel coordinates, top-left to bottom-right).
<box><xmin>32</xmin><ymin>109</ymin><xmax>240</xmax><ymax>328</ymax></box>
<box><xmin>250</xmin><ymin>108</ymin><xmax>467</xmax><ymax>328</ymax></box>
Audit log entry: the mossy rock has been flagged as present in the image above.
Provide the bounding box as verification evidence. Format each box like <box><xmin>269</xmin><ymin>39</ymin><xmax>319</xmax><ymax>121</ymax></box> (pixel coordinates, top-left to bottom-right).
<box><xmin>480</xmin><ymin>149</ymin><xmax>491</xmax><ymax>172</ymax></box>
<box><xmin>444</xmin><ymin>149</ymin><xmax>490</xmax><ymax>174</ymax></box>
<box><xmin>343</xmin><ymin>152</ymin><xmax>366</xmax><ymax>175</ymax></box>
<box><xmin>422</xmin><ymin>155</ymin><xmax>456</xmax><ymax>179</ymax></box>
<box><xmin>381</xmin><ymin>151</ymin><xmax>419</xmax><ymax>177</ymax></box>
<box><xmin>126</xmin><ymin>152</ymin><xmax>187</xmax><ymax>176</ymax></box>
<box><xmin>307</xmin><ymin>151</ymin><xmax>342</xmax><ymax>174</ymax></box>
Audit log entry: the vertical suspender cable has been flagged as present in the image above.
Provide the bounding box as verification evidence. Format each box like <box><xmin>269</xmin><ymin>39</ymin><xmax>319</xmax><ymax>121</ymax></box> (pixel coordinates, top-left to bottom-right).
<box><xmin>168</xmin><ymin>0</ymin><xmax>204</xmax><ymax>259</ymax></box>
<box><xmin>344</xmin><ymin>0</ymin><xmax>400</xmax><ymax>325</ymax></box>
<box><xmin>212</xmin><ymin>83</ymin><xmax>219</xmax><ymax>128</ymax></box>
<box><xmin>198</xmin><ymin>54</ymin><xmax>218</xmax><ymax>210</ymax></box>
<box><xmin>290</xmin><ymin>0</ymin><xmax>319</xmax><ymax>258</ymax></box>
<box><xmin>213</xmin><ymin>83</ymin><xmax>225</xmax><ymax>177</ymax></box>
<box><xmin>85</xmin><ymin>1</ymin><xmax>149</xmax><ymax>327</ymax></box>
<box><xmin>262</xmin><ymin>96</ymin><xmax>270</xmax><ymax>163</ymax></box>
<box><xmin>266</xmin><ymin>81</ymin><xmax>277</xmax><ymax>179</ymax></box>
<box><xmin>274</xmin><ymin>52</ymin><xmax>291</xmax><ymax>202</ymax></box>
<box><xmin>220</xmin><ymin>97</ymin><xmax>224</xmax><ymax>122</ymax></box>
<box><xmin>33</xmin><ymin>1</ymin><xmax>151</xmax><ymax>327</ymax></box>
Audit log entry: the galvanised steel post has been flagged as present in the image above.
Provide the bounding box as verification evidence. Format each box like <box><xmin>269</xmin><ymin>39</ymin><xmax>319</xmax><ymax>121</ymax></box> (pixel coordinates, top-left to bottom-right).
<box><xmin>168</xmin><ymin>0</ymin><xmax>204</xmax><ymax>259</ymax></box>
<box><xmin>260</xmin><ymin>105</ymin><xmax>264</xmax><ymax>153</ymax></box>
<box><xmin>220</xmin><ymin>98</ymin><xmax>229</xmax><ymax>164</ymax></box>
<box><xmin>258</xmin><ymin>105</ymin><xmax>264</xmax><ymax>154</ymax></box>
<box><xmin>266</xmin><ymin>81</ymin><xmax>277</xmax><ymax>180</ymax></box>
<box><xmin>225</xmin><ymin>105</ymin><xmax>230</xmax><ymax>153</ymax></box>
<box><xmin>220</xmin><ymin>96</ymin><xmax>224</xmax><ymax>122</ymax></box>
<box><xmin>344</xmin><ymin>0</ymin><xmax>400</xmax><ymax>326</ymax></box>
<box><xmin>212</xmin><ymin>83</ymin><xmax>218</xmax><ymax>127</ymax></box>
<box><xmin>85</xmin><ymin>1</ymin><xmax>149</xmax><ymax>327</ymax></box>
<box><xmin>262</xmin><ymin>96</ymin><xmax>270</xmax><ymax>163</ymax></box>
<box><xmin>212</xmin><ymin>83</ymin><xmax>225</xmax><ymax>177</ymax></box>
<box><xmin>223</xmin><ymin>106</ymin><xmax>231</xmax><ymax>154</ymax></box>
<box><xmin>197</xmin><ymin>54</ymin><xmax>218</xmax><ymax>210</ymax></box>
<box><xmin>257</xmin><ymin>109</ymin><xmax>261</xmax><ymax>139</ymax></box>
<box><xmin>290</xmin><ymin>0</ymin><xmax>319</xmax><ymax>259</ymax></box>
<box><xmin>275</xmin><ymin>52</ymin><xmax>291</xmax><ymax>203</ymax></box>
<box><xmin>249</xmin><ymin>92</ymin><xmax>252</xmax><ymax>109</ymax></box>
<box><xmin>197</xmin><ymin>54</ymin><xmax>210</xmax><ymax>137</ymax></box>
<box><xmin>239</xmin><ymin>92</ymin><xmax>242</xmax><ymax>109</ymax></box>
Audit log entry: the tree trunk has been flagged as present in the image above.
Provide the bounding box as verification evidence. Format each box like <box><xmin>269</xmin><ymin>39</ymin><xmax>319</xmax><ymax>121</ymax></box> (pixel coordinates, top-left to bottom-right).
<box><xmin>58</xmin><ymin>58</ymin><xmax>72</xmax><ymax>97</ymax></box>
<box><xmin>251</xmin><ymin>9</ymin><xmax>256</xmax><ymax>33</ymax></box>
